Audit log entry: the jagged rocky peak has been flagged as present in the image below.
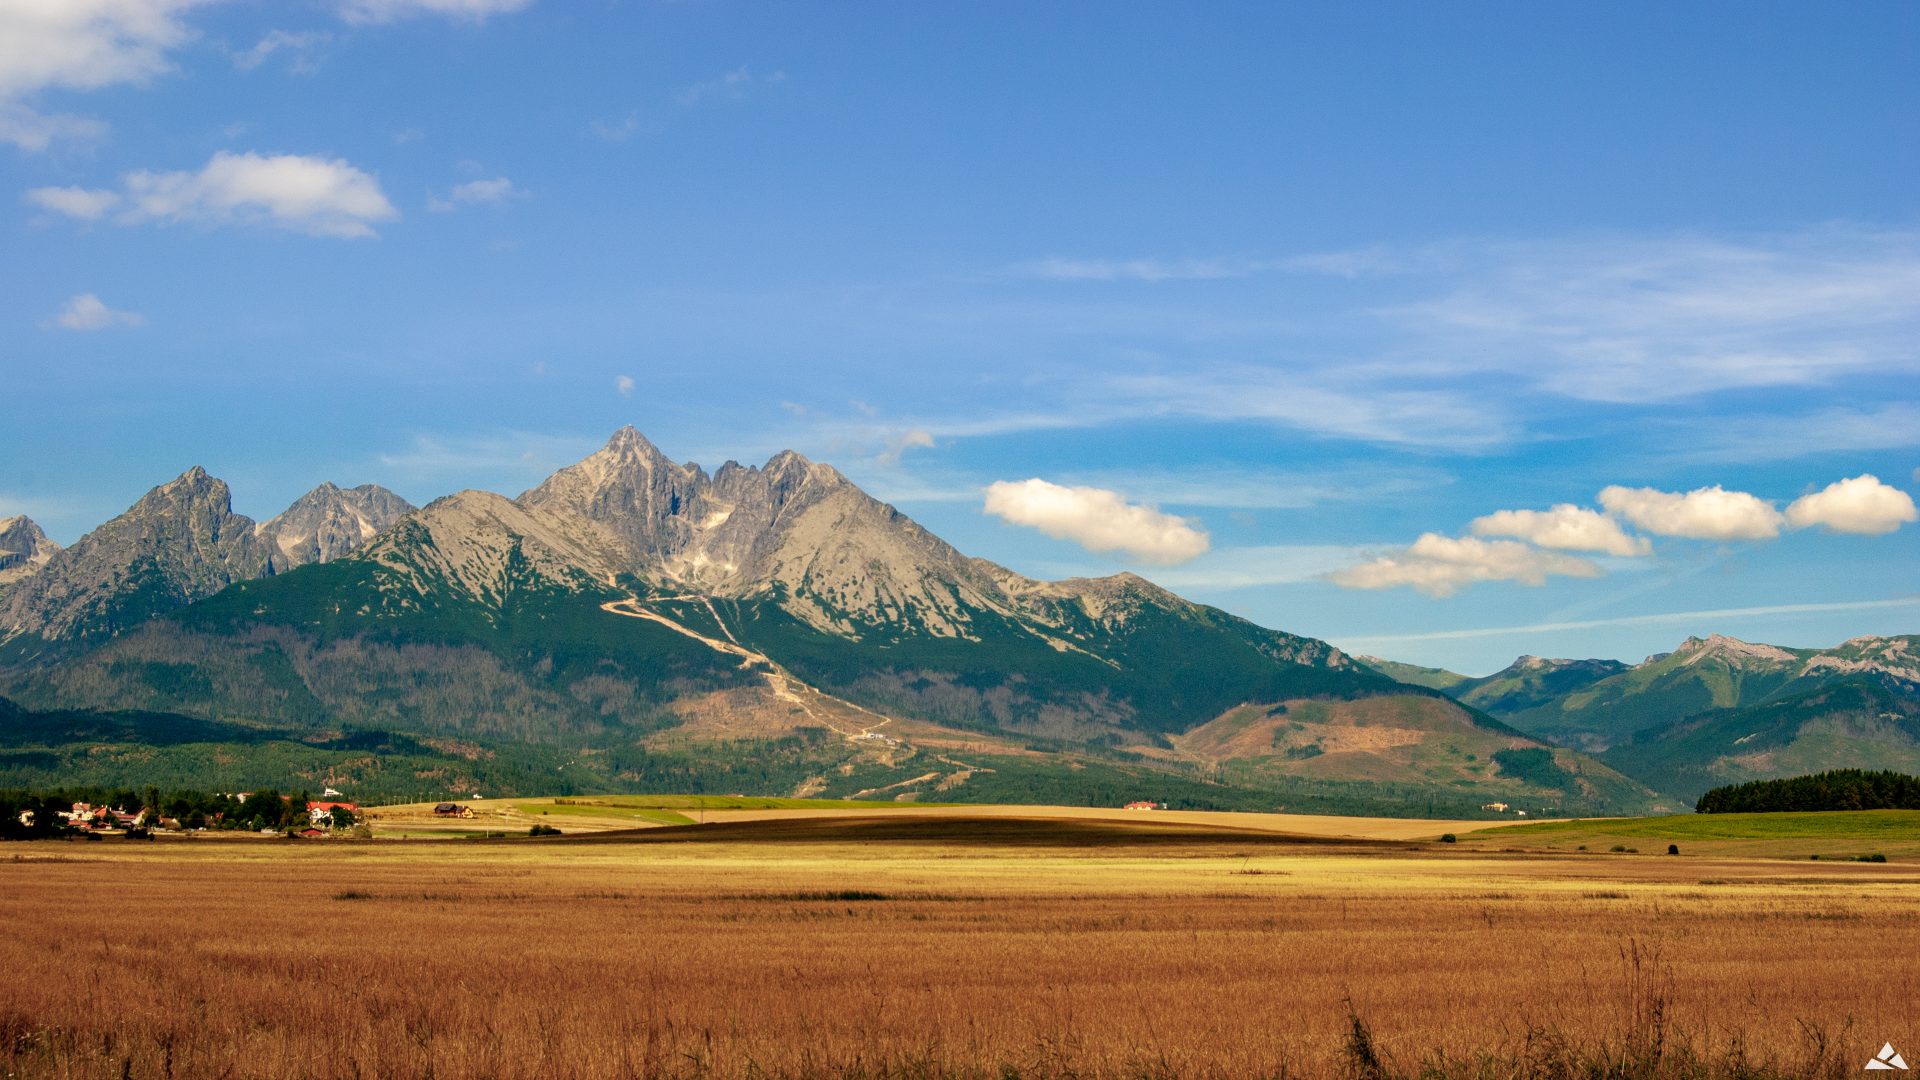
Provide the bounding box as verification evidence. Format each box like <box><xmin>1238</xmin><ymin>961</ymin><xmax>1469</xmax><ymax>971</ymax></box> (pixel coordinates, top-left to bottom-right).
<box><xmin>257</xmin><ymin>482</ymin><xmax>415</xmax><ymax>570</ymax></box>
<box><xmin>121</xmin><ymin>466</ymin><xmax>257</xmax><ymax>549</ymax></box>
<box><xmin>517</xmin><ymin>426</ymin><xmax>711</xmax><ymax>560</ymax></box>
<box><xmin>0</xmin><ymin>516</ymin><xmax>60</xmax><ymax>576</ymax></box>
<box><xmin>0</xmin><ymin>466</ymin><xmax>271</xmax><ymax>642</ymax></box>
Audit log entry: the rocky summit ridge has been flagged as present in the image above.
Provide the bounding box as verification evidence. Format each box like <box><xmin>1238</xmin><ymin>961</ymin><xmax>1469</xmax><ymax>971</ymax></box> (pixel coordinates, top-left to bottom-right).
<box><xmin>257</xmin><ymin>482</ymin><xmax>414</xmax><ymax>571</ymax></box>
<box><xmin>0</xmin><ymin>470</ymin><xmax>409</xmax><ymax>645</ymax></box>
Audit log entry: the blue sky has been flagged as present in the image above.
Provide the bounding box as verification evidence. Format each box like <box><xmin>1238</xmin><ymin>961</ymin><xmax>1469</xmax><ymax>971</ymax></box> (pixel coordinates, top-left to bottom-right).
<box><xmin>4</xmin><ymin>0</ymin><xmax>1917</xmax><ymax>674</ymax></box>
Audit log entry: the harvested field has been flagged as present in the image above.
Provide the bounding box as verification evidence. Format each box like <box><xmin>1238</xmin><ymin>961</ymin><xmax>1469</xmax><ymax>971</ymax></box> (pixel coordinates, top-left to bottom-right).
<box><xmin>2</xmin><ymin>814</ymin><xmax>1915</xmax><ymax>1078</ymax></box>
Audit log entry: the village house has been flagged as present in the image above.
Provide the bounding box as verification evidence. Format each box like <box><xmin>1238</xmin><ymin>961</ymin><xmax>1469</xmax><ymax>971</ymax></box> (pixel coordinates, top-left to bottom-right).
<box><xmin>433</xmin><ymin>803</ymin><xmax>474</xmax><ymax>818</ymax></box>
<box><xmin>1123</xmin><ymin>801</ymin><xmax>1164</xmax><ymax>810</ymax></box>
<box><xmin>306</xmin><ymin>801</ymin><xmax>360</xmax><ymax>827</ymax></box>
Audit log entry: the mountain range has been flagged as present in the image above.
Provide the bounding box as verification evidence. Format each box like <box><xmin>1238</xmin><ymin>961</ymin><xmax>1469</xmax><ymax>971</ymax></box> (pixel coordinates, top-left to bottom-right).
<box><xmin>0</xmin><ymin>428</ymin><xmax>1667</xmax><ymax>815</ymax></box>
<box><xmin>1369</xmin><ymin>635</ymin><xmax>1920</xmax><ymax>799</ymax></box>
<box><xmin>0</xmin><ymin>427</ymin><xmax>1908</xmax><ymax>812</ymax></box>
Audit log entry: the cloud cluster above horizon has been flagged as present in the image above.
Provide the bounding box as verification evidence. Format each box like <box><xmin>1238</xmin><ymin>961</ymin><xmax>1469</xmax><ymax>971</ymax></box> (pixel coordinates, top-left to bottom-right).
<box><xmin>1333</xmin><ymin>475</ymin><xmax>1916</xmax><ymax>598</ymax></box>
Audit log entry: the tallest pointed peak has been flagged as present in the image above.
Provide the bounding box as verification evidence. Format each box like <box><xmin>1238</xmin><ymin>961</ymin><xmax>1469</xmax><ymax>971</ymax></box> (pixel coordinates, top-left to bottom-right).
<box><xmin>150</xmin><ymin>465</ymin><xmax>228</xmax><ymax>502</ymax></box>
<box><xmin>605</xmin><ymin>425</ymin><xmax>662</xmax><ymax>456</ymax></box>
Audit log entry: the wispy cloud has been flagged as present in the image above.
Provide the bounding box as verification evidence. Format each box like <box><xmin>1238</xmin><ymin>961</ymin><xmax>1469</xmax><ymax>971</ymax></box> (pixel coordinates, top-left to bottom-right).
<box><xmin>1379</xmin><ymin>227</ymin><xmax>1920</xmax><ymax>402</ymax></box>
<box><xmin>428</xmin><ymin>176</ymin><xmax>525</xmax><ymax>212</ymax></box>
<box><xmin>1148</xmin><ymin>545</ymin><xmax>1370</xmax><ymax>589</ymax></box>
<box><xmin>1673</xmin><ymin>403</ymin><xmax>1920</xmax><ymax>462</ymax></box>
<box><xmin>232</xmin><ymin>30</ymin><xmax>334</xmax><ymax>74</ymax></box>
<box><xmin>44</xmin><ymin>293</ymin><xmax>144</xmax><ymax>331</ymax></box>
<box><xmin>1106</xmin><ymin>368</ymin><xmax>1514</xmax><ymax>451</ymax></box>
<box><xmin>375</xmin><ymin>430</ymin><xmax>596</xmax><ymax>488</ymax></box>
<box><xmin>1337</xmin><ymin>596</ymin><xmax>1920</xmax><ymax>648</ymax></box>
<box><xmin>1014</xmin><ymin>256</ymin><xmax>1281</xmax><ymax>283</ymax></box>
<box><xmin>873</xmin><ymin>428</ymin><xmax>934</xmax><ymax>467</ymax></box>
<box><xmin>592</xmin><ymin>66</ymin><xmax>789</xmax><ymax>142</ymax></box>
<box><xmin>0</xmin><ymin>103</ymin><xmax>106</xmax><ymax>152</ymax></box>
<box><xmin>336</xmin><ymin>0</ymin><xmax>532</xmax><ymax>24</ymax></box>
<box><xmin>675</xmin><ymin>66</ymin><xmax>787</xmax><ymax>107</ymax></box>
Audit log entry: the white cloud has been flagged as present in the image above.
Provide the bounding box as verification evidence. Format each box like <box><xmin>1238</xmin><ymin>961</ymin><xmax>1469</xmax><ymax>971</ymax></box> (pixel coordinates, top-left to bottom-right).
<box><xmin>1469</xmin><ymin>504</ymin><xmax>1651</xmax><ymax>557</ymax></box>
<box><xmin>1598</xmin><ymin>484</ymin><xmax>1784</xmax><ymax>541</ymax></box>
<box><xmin>0</xmin><ymin>0</ymin><xmax>205</xmax><ymax>99</ymax></box>
<box><xmin>1784</xmin><ymin>474</ymin><xmax>1918</xmax><ymax>536</ymax></box>
<box><xmin>0</xmin><ymin>0</ymin><xmax>211</xmax><ymax>150</ymax></box>
<box><xmin>46</xmin><ymin>292</ymin><xmax>143</xmax><ymax>331</ymax></box>
<box><xmin>984</xmin><ymin>479</ymin><xmax>1209</xmax><ymax>565</ymax></box>
<box><xmin>1328</xmin><ymin>533</ymin><xmax>1602</xmax><ymax>598</ymax></box>
<box><xmin>31</xmin><ymin>151</ymin><xmax>398</xmax><ymax>238</ymax></box>
<box><xmin>615</xmin><ymin>375</ymin><xmax>635</xmax><ymax>396</ymax></box>
<box><xmin>232</xmin><ymin>30</ymin><xmax>332</xmax><ymax>72</ymax></box>
<box><xmin>23</xmin><ymin>184</ymin><xmax>120</xmax><ymax>219</ymax></box>
<box><xmin>428</xmin><ymin>176</ymin><xmax>522</xmax><ymax>212</ymax></box>
<box><xmin>336</xmin><ymin>0</ymin><xmax>531</xmax><ymax>24</ymax></box>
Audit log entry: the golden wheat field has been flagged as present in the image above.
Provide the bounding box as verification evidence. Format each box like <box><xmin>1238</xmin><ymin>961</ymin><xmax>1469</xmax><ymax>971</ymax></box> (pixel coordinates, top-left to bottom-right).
<box><xmin>3</xmin><ymin>814</ymin><xmax>1917</xmax><ymax>1079</ymax></box>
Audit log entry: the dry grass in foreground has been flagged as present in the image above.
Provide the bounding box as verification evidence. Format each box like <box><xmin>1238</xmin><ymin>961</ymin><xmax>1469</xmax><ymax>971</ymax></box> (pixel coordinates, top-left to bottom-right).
<box><xmin>2</xmin><ymin>818</ymin><xmax>1916</xmax><ymax>1078</ymax></box>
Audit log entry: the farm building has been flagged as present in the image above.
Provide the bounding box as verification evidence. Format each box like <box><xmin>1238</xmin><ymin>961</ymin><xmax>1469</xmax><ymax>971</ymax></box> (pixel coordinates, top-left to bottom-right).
<box><xmin>433</xmin><ymin>803</ymin><xmax>474</xmax><ymax>818</ymax></box>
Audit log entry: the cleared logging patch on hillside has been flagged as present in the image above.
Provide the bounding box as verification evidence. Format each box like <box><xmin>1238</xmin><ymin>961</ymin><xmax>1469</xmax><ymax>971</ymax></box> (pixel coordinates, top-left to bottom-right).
<box><xmin>0</xmin><ymin>840</ymin><xmax>1914</xmax><ymax>1078</ymax></box>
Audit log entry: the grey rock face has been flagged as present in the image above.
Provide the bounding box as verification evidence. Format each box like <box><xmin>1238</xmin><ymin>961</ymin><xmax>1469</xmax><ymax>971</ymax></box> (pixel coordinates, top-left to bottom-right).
<box><xmin>0</xmin><ymin>516</ymin><xmax>60</xmax><ymax>595</ymax></box>
<box><xmin>258</xmin><ymin>482</ymin><xmax>415</xmax><ymax>570</ymax></box>
<box><xmin>0</xmin><ymin>467</ymin><xmax>271</xmax><ymax>642</ymax></box>
<box><xmin>505</xmin><ymin>428</ymin><xmax>1344</xmax><ymax>661</ymax></box>
<box><xmin>513</xmin><ymin>428</ymin><xmax>1025</xmax><ymax>637</ymax></box>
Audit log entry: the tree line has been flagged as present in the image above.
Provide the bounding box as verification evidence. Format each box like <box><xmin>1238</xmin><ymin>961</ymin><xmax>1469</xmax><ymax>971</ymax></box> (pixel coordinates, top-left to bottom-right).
<box><xmin>1695</xmin><ymin>769</ymin><xmax>1920</xmax><ymax>813</ymax></box>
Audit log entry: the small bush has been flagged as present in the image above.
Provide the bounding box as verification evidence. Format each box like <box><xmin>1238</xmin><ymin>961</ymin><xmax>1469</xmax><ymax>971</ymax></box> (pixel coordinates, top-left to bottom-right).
<box><xmin>1610</xmin><ymin>844</ymin><xmax>1630</xmax><ymax>853</ymax></box>
<box><xmin>528</xmin><ymin>823</ymin><xmax>562</xmax><ymax>837</ymax></box>
<box><xmin>1438</xmin><ymin>833</ymin><xmax>1457</xmax><ymax>843</ymax></box>
<box><xmin>1858</xmin><ymin>853</ymin><xmax>1887</xmax><ymax>863</ymax></box>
